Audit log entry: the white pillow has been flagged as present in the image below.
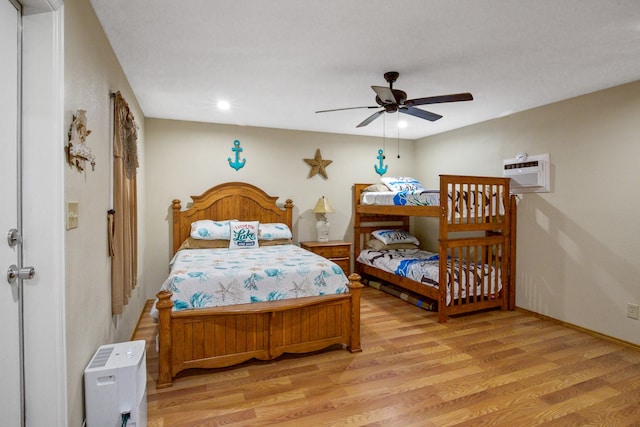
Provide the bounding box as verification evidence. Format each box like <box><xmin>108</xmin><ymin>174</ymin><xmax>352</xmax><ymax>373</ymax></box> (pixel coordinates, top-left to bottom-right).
<box><xmin>258</xmin><ymin>223</ymin><xmax>292</xmax><ymax>240</ymax></box>
<box><xmin>363</xmin><ymin>183</ymin><xmax>391</xmax><ymax>192</ymax></box>
<box><xmin>229</xmin><ymin>221</ymin><xmax>259</xmax><ymax>249</ymax></box>
<box><xmin>371</xmin><ymin>229</ymin><xmax>420</xmax><ymax>246</ymax></box>
<box><xmin>190</xmin><ymin>220</ymin><xmax>232</xmax><ymax>240</ymax></box>
<box><xmin>381</xmin><ymin>177</ymin><xmax>425</xmax><ymax>192</ymax></box>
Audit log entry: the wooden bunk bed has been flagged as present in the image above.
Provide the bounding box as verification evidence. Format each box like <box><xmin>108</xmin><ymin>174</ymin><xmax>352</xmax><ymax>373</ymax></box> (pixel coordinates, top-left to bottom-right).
<box><xmin>155</xmin><ymin>182</ymin><xmax>363</xmax><ymax>388</ymax></box>
<box><xmin>354</xmin><ymin>175</ymin><xmax>517</xmax><ymax>323</ymax></box>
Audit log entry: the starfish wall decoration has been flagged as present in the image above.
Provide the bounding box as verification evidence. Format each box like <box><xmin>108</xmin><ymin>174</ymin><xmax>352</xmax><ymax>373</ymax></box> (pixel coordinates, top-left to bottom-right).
<box><xmin>304</xmin><ymin>149</ymin><xmax>332</xmax><ymax>179</ymax></box>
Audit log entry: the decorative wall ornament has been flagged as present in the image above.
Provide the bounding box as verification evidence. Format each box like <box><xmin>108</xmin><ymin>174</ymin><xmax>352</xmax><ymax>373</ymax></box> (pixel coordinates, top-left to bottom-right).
<box><xmin>66</xmin><ymin>109</ymin><xmax>95</xmax><ymax>171</ymax></box>
<box><xmin>228</xmin><ymin>139</ymin><xmax>246</xmax><ymax>171</ymax></box>
<box><xmin>374</xmin><ymin>149</ymin><xmax>388</xmax><ymax>176</ymax></box>
<box><xmin>304</xmin><ymin>149</ymin><xmax>332</xmax><ymax>179</ymax></box>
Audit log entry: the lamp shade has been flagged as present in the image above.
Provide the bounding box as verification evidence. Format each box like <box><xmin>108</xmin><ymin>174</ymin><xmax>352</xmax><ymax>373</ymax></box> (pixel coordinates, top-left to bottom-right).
<box><xmin>312</xmin><ymin>196</ymin><xmax>334</xmax><ymax>214</ymax></box>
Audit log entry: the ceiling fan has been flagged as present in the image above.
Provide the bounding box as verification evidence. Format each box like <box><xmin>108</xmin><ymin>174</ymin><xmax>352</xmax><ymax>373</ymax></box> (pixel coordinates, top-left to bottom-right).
<box><xmin>316</xmin><ymin>71</ymin><xmax>473</xmax><ymax>128</ymax></box>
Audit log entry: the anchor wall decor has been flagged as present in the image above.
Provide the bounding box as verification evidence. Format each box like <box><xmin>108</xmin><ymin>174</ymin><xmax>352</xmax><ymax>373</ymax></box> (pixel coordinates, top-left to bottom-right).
<box><xmin>374</xmin><ymin>149</ymin><xmax>388</xmax><ymax>176</ymax></box>
<box><xmin>228</xmin><ymin>139</ymin><xmax>246</xmax><ymax>171</ymax></box>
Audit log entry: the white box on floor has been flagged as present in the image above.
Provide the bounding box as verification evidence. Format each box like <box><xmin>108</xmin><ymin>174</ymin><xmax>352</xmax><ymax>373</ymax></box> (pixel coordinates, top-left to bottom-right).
<box><xmin>84</xmin><ymin>340</ymin><xmax>147</xmax><ymax>427</ymax></box>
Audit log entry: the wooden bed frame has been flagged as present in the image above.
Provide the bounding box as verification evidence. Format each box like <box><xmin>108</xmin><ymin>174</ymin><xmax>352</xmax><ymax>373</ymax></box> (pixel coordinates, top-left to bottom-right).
<box><xmin>155</xmin><ymin>182</ymin><xmax>363</xmax><ymax>388</ymax></box>
<box><xmin>354</xmin><ymin>175</ymin><xmax>517</xmax><ymax>323</ymax></box>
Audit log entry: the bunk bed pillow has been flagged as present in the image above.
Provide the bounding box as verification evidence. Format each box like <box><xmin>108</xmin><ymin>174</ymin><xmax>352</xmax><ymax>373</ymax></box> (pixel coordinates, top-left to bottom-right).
<box><xmin>190</xmin><ymin>219</ymin><xmax>232</xmax><ymax>240</ymax></box>
<box><xmin>371</xmin><ymin>229</ymin><xmax>420</xmax><ymax>246</ymax></box>
<box><xmin>381</xmin><ymin>177</ymin><xmax>425</xmax><ymax>192</ymax></box>
<box><xmin>366</xmin><ymin>239</ymin><xmax>419</xmax><ymax>251</ymax></box>
<box><xmin>363</xmin><ymin>183</ymin><xmax>391</xmax><ymax>192</ymax></box>
<box><xmin>229</xmin><ymin>221</ymin><xmax>259</xmax><ymax>249</ymax></box>
<box><xmin>258</xmin><ymin>223</ymin><xmax>293</xmax><ymax>240</ymax></box>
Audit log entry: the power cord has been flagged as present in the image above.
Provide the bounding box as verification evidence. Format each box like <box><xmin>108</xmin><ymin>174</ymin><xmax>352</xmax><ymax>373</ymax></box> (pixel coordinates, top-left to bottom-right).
<box><xmin>121</xmin><ymin>412</ymin><xmax>131</xmax><ymax>427</ymax></box>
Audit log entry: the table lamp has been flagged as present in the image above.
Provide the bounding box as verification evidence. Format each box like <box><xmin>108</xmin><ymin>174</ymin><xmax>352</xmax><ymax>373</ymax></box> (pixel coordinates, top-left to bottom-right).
<box><xmin>312</xmin><ymin>196</ymin><xmax>334</xmax><ymax>242</ymax></box>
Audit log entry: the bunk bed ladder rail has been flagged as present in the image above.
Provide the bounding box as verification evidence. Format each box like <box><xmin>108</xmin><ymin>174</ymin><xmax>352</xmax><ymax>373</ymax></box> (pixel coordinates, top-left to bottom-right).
<box><xmin>438</xmin><ymin>175</ymin><xmax>512</xmax><ymax>321</ymax></box>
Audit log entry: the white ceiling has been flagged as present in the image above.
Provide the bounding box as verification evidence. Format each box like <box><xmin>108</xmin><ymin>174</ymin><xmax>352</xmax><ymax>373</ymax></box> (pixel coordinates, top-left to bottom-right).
<box><xmin>90</xmin><ymin>0</ymin><xmax>640</xmax><ymax>140</ymax></box>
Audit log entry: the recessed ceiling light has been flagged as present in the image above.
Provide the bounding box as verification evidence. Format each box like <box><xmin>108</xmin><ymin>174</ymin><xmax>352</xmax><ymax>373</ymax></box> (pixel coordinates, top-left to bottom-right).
<box><xmin>397</xmin><ymin>120</ymin><xmax>408</xmax><ymax>129</ymax></box>
<box><xmin>217</xmin><ymin>100</ymin><xmax>230</xmax><ymax>110</ymax></box>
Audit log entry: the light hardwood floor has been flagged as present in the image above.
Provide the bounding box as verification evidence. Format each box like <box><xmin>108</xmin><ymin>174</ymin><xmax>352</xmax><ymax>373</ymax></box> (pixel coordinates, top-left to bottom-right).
<box><xmin>134</xmin><ymin>286</ymin><xmax>640</xmax><ymax>426</ymax></box>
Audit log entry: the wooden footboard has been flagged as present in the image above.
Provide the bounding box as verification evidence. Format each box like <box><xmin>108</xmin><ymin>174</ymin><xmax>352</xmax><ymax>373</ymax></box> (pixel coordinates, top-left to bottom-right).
<box><xmin>156</xmin><ymin>273</ymin><xmax>363</xmax><ymax>388</ymax></box>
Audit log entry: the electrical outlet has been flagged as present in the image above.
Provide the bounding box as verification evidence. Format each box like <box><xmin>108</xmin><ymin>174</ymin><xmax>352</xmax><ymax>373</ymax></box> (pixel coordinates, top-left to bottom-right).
<box><xmin>627</xmin><ymin>303</ymin><xmax>639</xmax><ymax>320</ymax></box>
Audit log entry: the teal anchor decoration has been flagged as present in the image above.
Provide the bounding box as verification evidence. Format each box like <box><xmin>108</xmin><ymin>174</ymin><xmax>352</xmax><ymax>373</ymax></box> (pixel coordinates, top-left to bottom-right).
<box><xmin>228</xmin><ymin>139</ymin><xmax>246</xmax><ymax>171</ymax></box>
<box><xmin>374</xmin><ymin>149</ymin><xmax>388</xmax><ymax>176</ymax></box>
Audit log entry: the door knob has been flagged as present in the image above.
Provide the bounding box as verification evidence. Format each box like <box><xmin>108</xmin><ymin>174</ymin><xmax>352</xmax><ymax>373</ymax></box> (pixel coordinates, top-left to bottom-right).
<box><xmin>6</xmin><ymin>264</ymin><xmax>35</xmax><ymax>284</ymax></box>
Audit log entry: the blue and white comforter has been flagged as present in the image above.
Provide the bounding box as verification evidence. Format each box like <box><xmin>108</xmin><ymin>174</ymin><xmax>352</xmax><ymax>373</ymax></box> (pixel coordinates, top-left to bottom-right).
<box><xmin>360</xmin><ymin>189</ymin><xmax>504</xmax><ymax>218</ymax></box>
<box><xmin>357</xmin><ymin>248</ymin><xmax>501</xmax><ymax>305</ymax></box>
<box><xmin>150</xmin><ymin>245</ymin><xmax>349</xmax><ymax>318</ymax></box>
<box><xmin>360</xmin><ymin>190</ymin><xmax>440</xmax><ymax>206</ymax></box>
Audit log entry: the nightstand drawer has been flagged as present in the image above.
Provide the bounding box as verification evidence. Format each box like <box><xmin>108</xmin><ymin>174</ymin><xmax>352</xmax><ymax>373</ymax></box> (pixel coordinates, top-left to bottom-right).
<box><xmin>332</xmin><ymin>258</ymin><xmax>350</xmax><ymax>274</ymax></box>
<box><xmin>299</xmin><ymin>240</ymin><xmax>352</xmax><ymax>275</ymax></box>
<box><xmin>330</xmin><ymin>245</ymin><xmax>350</xmax><ymax>258</ymax></box>
<box><xmin>313</xmin><ymin>245</ymin><xmax>349</xmax><ymax>259</ymax></box>
<box><xmin>312</xmin><ymin>247</ymin><xmax>333</xmax><ymax>258</ymax></box>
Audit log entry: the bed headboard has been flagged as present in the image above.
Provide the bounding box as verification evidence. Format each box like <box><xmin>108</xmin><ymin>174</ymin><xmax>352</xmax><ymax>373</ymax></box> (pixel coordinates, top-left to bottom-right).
<box><xmin>171</xmin><ymin>182</ymin><xmax>294</xmax><ymax>253</ymax></box>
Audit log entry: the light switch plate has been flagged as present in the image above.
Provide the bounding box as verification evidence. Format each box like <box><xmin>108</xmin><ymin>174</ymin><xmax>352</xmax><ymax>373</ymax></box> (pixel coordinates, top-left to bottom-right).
<box><xmin>66</xmin><ymin>201</ymin><xmax>79</xmax><ymax>230</ymax></box>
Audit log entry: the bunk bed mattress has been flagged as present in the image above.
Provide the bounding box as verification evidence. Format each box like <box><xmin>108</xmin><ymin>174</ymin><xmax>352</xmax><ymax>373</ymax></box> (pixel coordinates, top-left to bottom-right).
<box><xmin>360</xmin><ymin>190</ymin><xmax>440</xmax><ymax>206</ymax></box>
<box><xmin>151</xmin><ymin>244</ymin><xmax>349</xmax><ymax>318</ymax></box>
<box><xmin>356</xmin><ymin>248</ymin><xmax>501</xmax><ymax>305</ymax></box>
<box><xmin>360</xmin><ymin>189</ymin><xmax>505</xmax><ymax>217</ymax></box>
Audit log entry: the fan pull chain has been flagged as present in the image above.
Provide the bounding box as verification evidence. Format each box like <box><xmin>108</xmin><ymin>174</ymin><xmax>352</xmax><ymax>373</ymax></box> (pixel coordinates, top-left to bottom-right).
<box><xmin>397</xmin><ymin>112</ymin><xmax>401</xmax><ymax>159</ymax></box>
<box><xmin>382</xmin><ymin>113</ymin><xmax>386</xmax><ymax>159</ymax></box>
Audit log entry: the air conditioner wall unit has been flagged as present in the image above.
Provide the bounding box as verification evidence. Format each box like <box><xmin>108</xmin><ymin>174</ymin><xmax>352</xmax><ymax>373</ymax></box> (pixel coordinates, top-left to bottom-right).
<box><xmin>84</xmin><ymin>340</ymin><xmax>147</xmax><ymax>427</ymax></box>
<box><xmin>503</xmin><ymin>152</ymin><xmax>550</xmax><ymax>194</ymax></box>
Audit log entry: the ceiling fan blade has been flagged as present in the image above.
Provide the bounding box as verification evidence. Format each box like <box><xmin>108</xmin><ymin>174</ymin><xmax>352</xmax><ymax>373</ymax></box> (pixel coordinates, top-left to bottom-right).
<box><xmin>400</xmin><ymin>106</ymin><xmax>443</xmax><ymax>122</ymax></box>
<box><xmin>371</xmin><ymin>86</ymin><xmax>396</xmax><ymax>104</ymax></box>
<box><xmin>356</xmin><ymin>110</ymin><xmax>385</xmax><ymax>127</ymax></box>
<box><xmin>315</xmin><ymin>105</ymin><xmax>379</xmax><ymax>113</ymax></box>
<box><xmin>405</xmin><ymin>92</ymin><xmax>473</xmax><ymax>106</ymax></box>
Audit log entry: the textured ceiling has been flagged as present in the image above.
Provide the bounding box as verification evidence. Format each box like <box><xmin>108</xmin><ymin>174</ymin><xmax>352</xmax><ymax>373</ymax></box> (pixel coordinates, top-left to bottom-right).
<box><xmin>90</xmin><ymin>0</ymin><xmax>640</xmax><ymax>140</ymax></box>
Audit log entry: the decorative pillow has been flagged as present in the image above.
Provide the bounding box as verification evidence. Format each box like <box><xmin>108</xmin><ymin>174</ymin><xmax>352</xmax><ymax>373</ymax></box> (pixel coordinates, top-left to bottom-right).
<box><xmin>178</xmin><ymin>237</ymin><xmax>229</xmax><ymax>250</ymax></box>
<box><xmin>258</xmin><ymin>239</ymin><xmax>293</xmax><ymax>246</ymax></box>
<box><xmin>258</xmin><ymin>223</ymin><xmax>293</xmax><ymax>240</ymax></box>
<box><xmin>363</xmin><ymin>183</ymin><xmax>391</xmax><ymax>192</ymax></box>
<box><xmin>380</xmin><ymin>177</ymin><xmax>425</xmax><ymax>192</ymax></box>
<box><xmin>229</xmin><ymin>221</ymin><xmax>259</xmax><ymax>249</ymax></box>
<box><xmin>366</xmin><ymin>239</ymin><xmax>419</xmax><ymax>251</ymax></box>
<box><xmin>371</xmin><ymin>229</ymin><xmax>420</xmax><ymax>246</ymax></box>
<box><xmin>190</xmin><ymin>220</ymin><xmax>232</xmax><ymax>240</ymax></box>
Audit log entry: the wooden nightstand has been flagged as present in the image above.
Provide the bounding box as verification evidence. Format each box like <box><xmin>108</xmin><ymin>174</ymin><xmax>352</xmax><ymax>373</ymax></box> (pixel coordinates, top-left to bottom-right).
<box><xmin>300</xmin><ymin>240</ymin><xmax>352</xmax><ymax>274</ymax></box>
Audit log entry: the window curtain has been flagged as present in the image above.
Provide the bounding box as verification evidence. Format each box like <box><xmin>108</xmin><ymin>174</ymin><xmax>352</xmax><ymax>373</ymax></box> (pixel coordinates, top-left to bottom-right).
<box><xmin>109</xmin><ymin>91</ymin><xmax>139</xmax><ymax>315</ymax></box>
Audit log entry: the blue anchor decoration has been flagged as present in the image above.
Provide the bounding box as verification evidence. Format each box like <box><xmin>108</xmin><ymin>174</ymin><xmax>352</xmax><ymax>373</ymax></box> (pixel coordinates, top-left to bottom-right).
<box><xmin>374</xmin><ymin>149</ymin><xmax>388</xmax><ymax>176</ymax></box>
<box><xmin>228</xmin><ymin>139</ymin><xmax>246</xmax><ymax>171</ymax></box>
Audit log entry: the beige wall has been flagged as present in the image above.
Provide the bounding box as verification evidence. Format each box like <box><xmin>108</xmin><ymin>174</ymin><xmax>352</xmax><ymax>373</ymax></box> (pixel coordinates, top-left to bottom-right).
<box><xmin>143</xmin><ymin>119</ymin><xmax>413</xmax><ymax>299</ymax></box>
<box><xmin>414</xmin><ymin>80</ymin><xmax>640</xmax><ymax>345</ymax></box>
<box><xmin>64</xmin><ymin>0</ymin><xmax>146</xmax><ymax>423</ymax></box>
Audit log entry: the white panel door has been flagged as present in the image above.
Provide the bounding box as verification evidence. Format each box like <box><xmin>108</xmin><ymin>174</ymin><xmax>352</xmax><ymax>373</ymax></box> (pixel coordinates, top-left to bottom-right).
<box><xmin>0</xmin><ymin>0</ymin><xmax>23</xmax><ymax>425</ymax></box>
